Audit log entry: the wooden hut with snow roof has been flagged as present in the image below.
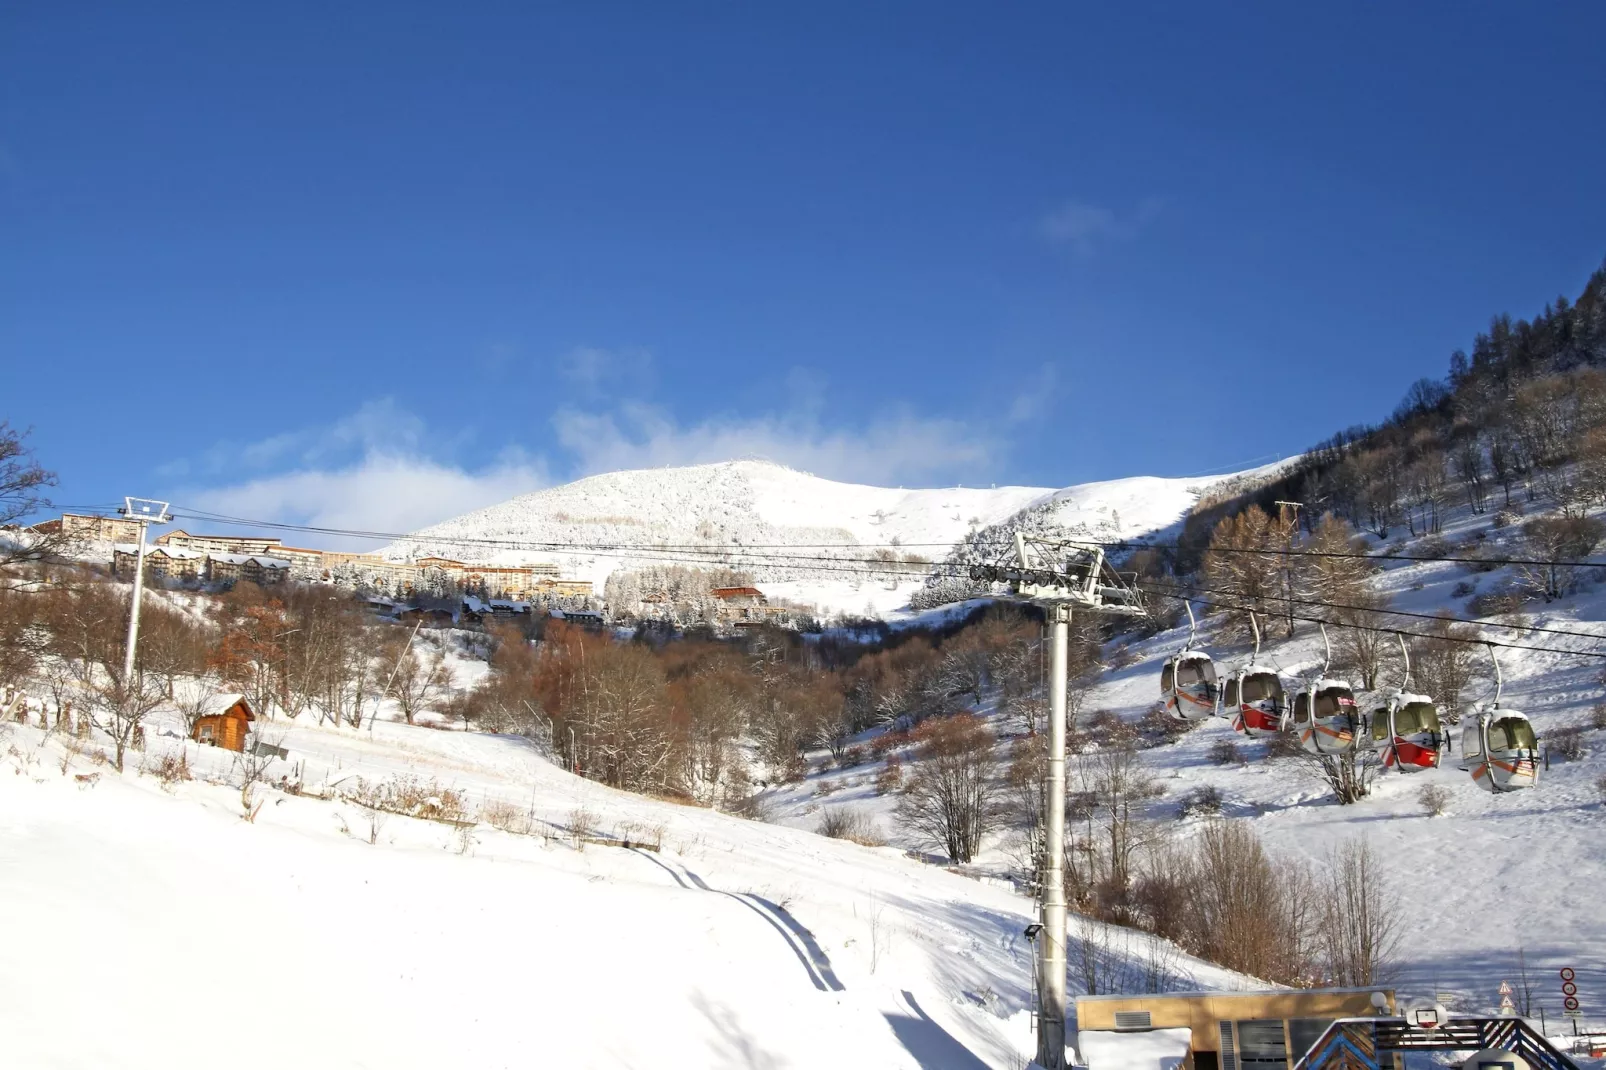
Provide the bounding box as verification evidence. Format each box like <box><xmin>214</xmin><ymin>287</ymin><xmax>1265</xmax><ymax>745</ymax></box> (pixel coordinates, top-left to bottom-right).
<box><xmin>191</xmin><ymin>694</ymin><xmax>255</xmax><ymax>751</ymax></box>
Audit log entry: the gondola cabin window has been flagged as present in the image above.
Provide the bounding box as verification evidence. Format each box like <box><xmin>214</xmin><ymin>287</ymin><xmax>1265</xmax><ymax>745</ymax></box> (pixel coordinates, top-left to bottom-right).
<box><xmin>1241</xmin><ymin>675</ymin><xmax>1281</xmax><ymax>703</ymax></box>
<box><xmin>1395</xmin><ymin>702</ymin><xmax>1438</xmax><ymax>736</ymax></box>
<box><xmin>1371</xmin><ymin>712</ymin><xmax>1391</xmax><ymax>744</ymax></box>
<box><xmin>1489</xmin><ymin>718</ymin><xmax>1537</xmax><ymax>751</ymax></box>
<box><xmin>1313</xmin><ymin>689</ymin><xmax>1355</xmax><ymax>721</ymax></box>
<box><xmin>1161</xmin><ymin>664</ymin><xmax>1175</xmax><ymax>693</ymax></box>
<box><xmin>1223</xmin><ymin>678</ymin><xmax>1241</xmax><ymax>706</ymax></box>
<box><xmin>1292</xmin><ymin>693</ymin><xmax>1312</xmax><ymax>725</ymax></box>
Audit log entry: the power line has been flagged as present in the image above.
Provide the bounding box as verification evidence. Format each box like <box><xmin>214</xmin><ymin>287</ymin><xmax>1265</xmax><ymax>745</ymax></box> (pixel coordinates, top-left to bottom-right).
<box><xmin>163</xmin><ymin>508</ymin><xmax>950</xmax><ymax>569</ymax></box>
<box><xmin>1130</xmin><ymin>581</ymin><xmax>1606</xmax><ymax>662</ymax></box>
<box><xmin>1099</xmin><ymin>535</ymin><xmax>1606</xmax><ymax>570</ymax></box>
<box><xmin>1136</xmin><ymin>575</ymin><xmax>1606</xmax><ymax>644</ymax></box>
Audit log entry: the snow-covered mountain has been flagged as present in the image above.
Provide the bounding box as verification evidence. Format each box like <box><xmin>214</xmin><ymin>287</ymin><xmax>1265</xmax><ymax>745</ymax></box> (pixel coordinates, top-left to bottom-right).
<box><xmin>389</xmin><ymin>460</ymin><xmax>1273</xmax><ymax>615</ymax></box>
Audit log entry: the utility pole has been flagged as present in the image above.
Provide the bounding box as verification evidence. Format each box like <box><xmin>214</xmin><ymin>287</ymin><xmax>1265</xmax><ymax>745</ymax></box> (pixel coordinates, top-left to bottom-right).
<box><xmin>119</xmin><ymin>497</ymin><xmax>172</xmax><ymax>685</ymax></box>
<box><xmin>972</xmin><ymin>535</ymin><xmax>1147</xmax><ymax>1070</ymax></box>
<box><xmin>1039</xmin><ymin>601</ymin><xmax>1071</xmax><ymax>1068</ymax></box>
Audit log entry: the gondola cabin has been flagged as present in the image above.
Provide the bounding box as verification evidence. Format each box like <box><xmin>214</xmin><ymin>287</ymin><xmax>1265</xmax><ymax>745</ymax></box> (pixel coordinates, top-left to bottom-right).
<box><xmin>191</xmin><ymin>694</ymin><xmax>255</xmax><ymax>752</ymax></box>
<box><xmin>1162</xmin><ymin>652</ymin><xmax>1219</xmax><ymax>721</ymax></box>
<box><xmin>1290</xmin><ymin>678</ymin><xmax>1359</xmax><ymax>756</ymax></box>
<box><xmin>1368</xmin><ymin>692</ymin><xmax>1444</xmax><ymax>772</ymax></box>
<box><xmin>1459</xmin><ymin>709</ymin><xmax>1540</xmax><ymax>793</ymax></box>
<box><xmin>1221</xmin><ymin>667</ymin><xmax>1285</xmax><ymax>737</ymax></box>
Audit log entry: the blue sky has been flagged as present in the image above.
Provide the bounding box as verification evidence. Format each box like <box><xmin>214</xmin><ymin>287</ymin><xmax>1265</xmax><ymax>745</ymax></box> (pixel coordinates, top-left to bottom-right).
<box><xmin>3</xmin><ymin>3</ymin><xmax>1604</xmax><ymax>535</ymax></box>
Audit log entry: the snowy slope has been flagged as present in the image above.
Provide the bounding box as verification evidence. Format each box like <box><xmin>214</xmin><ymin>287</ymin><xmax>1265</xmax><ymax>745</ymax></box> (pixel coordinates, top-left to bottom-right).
<box><xmin>778</xmin><ymin>494</ymin><xmax>1606</xmax><ymax>1031</ymax></box>
<box><xmin>388</xmin><ymin>460</ymin><xmax>1269</xmax><ymax>615</ymax></box>
<box><xmin>0</xmin><ymin>712</ymin><xmax>1249</xmax><ymax>1069</ymax></box>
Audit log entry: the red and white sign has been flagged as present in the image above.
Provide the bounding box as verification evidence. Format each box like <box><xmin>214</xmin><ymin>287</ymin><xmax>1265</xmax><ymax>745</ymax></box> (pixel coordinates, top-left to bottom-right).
<box><xmin>1560</xmin><ymin>967</ymin><xmax>1582</xmax><ymax>1016</ymax></box>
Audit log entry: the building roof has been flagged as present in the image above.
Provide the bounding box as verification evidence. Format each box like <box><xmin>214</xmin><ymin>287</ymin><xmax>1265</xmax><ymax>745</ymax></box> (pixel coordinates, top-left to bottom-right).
<box><xmin>209</xmin><ymin>553</ymin><xmax>291</xmax><ymax>567</ymax></box>
<box><xmin>712</xmin><ymin>586</ymin><xmax>765</xmax><ymax>599</ymax></box>
<box><xmin>1075</xmin><ymin>987</ymin><xmax>1391</xmax><ymax>1003</ymax></box>
<box><xmin>113</xmin><ymin>543</ymin><xmax>207</xmax><ymax>559</ymax></box>
<box><xmin>159</xmin><ymin>531</ymin><xmax>281</xmax><ymax>545</ymax></box>
<box><xmin>198</xmin><ymin>693</ymin><xmax>254</xmax><ymax>719</ymax></box>
<box><xmin>154</xmin><ymin>547</ymin><xmax>209</xmax><ymax>560</ymax></box>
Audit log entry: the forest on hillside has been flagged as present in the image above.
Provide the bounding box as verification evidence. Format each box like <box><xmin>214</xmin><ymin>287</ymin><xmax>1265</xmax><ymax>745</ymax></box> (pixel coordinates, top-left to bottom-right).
<box><xmin>1179</xmin><ymin>260</ymin><xmax>1606</xmax><ymax>560</ymax></box>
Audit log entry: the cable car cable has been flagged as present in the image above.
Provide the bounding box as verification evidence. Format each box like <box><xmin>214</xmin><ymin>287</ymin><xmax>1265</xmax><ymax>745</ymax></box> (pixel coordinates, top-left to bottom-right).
<box><xmin>1133</xmin><ymin>575</ymin><xmax>1606</xmax><ymax>644</ymax></box>
<box><xmin>1127</xmin><ymin>582</ymin><xmax>1606</xmax><ymax>661</ymax></box>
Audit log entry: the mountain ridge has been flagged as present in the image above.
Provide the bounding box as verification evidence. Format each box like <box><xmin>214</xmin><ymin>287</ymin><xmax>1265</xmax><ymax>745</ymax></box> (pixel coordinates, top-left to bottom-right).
<box><xmin>386</xmin><ymin>459</ymin><xmax>1275</xmax><ymax>614</ymax></box>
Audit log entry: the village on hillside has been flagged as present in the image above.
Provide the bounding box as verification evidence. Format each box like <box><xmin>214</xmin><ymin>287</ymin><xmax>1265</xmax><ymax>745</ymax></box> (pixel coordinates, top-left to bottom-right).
<box><xmin>28</xmin><ymin>510</ymin><xmax>815</xmax><ymax>631</ymax></box>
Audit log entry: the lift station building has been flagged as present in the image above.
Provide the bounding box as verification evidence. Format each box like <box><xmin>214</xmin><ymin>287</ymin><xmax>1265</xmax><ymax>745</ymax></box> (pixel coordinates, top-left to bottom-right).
<box><xmin>1075</xmin><ymin>988</ymin><xmax>1399</xmax><ymax>1070</ymax></box>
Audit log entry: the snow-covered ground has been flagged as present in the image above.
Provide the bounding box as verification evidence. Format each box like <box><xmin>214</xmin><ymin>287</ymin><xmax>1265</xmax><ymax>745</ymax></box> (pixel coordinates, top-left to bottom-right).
<box><xmin>0</xmin><ymin>703</ymin><xmax>1247</xmax><ymax>1069</ymax></box>
<box><xmin>388</xmin><ymin>460</ymin><xmax>1269</xmax><ymax>616</ymax></box>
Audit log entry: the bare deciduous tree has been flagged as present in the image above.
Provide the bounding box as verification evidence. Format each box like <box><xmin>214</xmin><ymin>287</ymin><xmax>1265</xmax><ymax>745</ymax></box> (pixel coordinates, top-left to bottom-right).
<box><xmin>1319</xmin><ymin>839</ymin><xmax>1400</xmax><ymax>986</ymax></box>
<box><xmin>895</xmin><ymin>713</ymin><xmax>1001</xmax><ymax>864</ymax></box>
<box><xmin>0</xmin><ymin>423</ymin><xmax>63</xmax><ymax>587</ymax></box>
<box><xmin>1518</xmin><ymin>514</ymin><xmax>1605</xmax><ymax>600</ymax></box>
<box><xmin>389</xmin><ymin>644</ymin><xmax>449</xmax><ymax>726</ymax></box>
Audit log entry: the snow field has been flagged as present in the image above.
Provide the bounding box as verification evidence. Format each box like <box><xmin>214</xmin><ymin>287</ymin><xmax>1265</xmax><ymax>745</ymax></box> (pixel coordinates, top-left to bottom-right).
<box><xmin>0</xmin><ymin>700</ymin><xmax>1246</xmax><ymax>1069</ymax></box>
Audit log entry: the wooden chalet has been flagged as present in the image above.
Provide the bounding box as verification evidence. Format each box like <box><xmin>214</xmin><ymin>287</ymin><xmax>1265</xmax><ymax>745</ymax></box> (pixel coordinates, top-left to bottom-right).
<box><xmin>711</xmin><ymin>586</ymin><xmax>767</xmax><ymax>606</ymax></box>
<box><xmin>191</xmin><ymin>694</ymin><xmax>256</xmax><ymax>752</ymax></box>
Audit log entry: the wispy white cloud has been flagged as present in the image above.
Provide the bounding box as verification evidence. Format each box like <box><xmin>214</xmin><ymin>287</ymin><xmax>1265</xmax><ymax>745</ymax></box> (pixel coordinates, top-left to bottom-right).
<box><xmin>169</xmin><ymin>401</ymin><xmax>546</xmax><ymax>544</ymax></box>
<box><xmin>551</xmin><ymin>402</ymin><xmax>1000</xmax><ymax>487</ymax></box>
<box><xmin>171</xmin><ymin>384</ymin><xmax>1009</xmax><ymax>542</ymax></box>
<box><xmin>1040</xmin><ymin>196</ymin><xmax>1165</xmax><ymax>255</ymax></box>
<box><xmin>183</xmin><ymin>450</ymin><xmax>549</xmax><ymax>547</ymax></box>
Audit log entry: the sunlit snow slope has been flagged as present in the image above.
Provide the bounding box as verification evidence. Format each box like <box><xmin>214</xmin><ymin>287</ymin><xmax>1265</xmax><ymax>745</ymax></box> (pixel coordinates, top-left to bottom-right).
<box><xmin>0</xmin><ymin>716</ymin><xmax>1248</xmax><ymax>1069</ymax></box>
<box><xmin>390</xmin><ymin>460</ymin><xmax>1265</xmax><ymax>615</ymax></box>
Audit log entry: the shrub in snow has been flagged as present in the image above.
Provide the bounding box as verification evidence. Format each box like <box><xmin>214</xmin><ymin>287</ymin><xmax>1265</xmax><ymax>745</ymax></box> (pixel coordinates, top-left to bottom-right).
<box><xmin>144</xmin><ymin>750</ymin><xmax>192</xmax><ymax>790</ymax></box>
<box><xmin>816</xmin><ymin>807</ymin><xmax>885</xmax><ymax>847</ymax></box>
<box><xmin>1264</xmin><ymin>730</ymin><xmax>1305</xmax><ymax>761</ymax></box>
<box><xmin>1451</xmin><ymin>580</ymin><xmax>1477</xmax><ymax>599</ymax></box>
<box><xmin>836</xmin><ymin>744</ymin><xmax>867</xmax><ymax>770</ymax></box>
<box><xmin>1596</xmin><ymin>775</ymin><xmax>1606</xmax><ymax>806</ymax></box>
<box><xmin>1139</xmin><ymin>704</ymin><xmax>1196</xmax><ymax>747</ymax></box>
<box><xmin>1470</xmin><ymin>591</ymin><xmax>1524</xmax><ymax>617</ymax></box>
<box><xmin>868</xmin><ymin>729</ymin><xmax>909</xmax><ymax>759</ymax></box>
<box><xmin>1176</xmin><ymin>785</ymin><xmax>1224</xmax><ymax>819</ymax></box>
<box><xmin>1417</xmin><ymin>783</ymin><xmax>1450</xmax><ymax>817</ymax></box>
<box><xmin>1208</xmin><ymin>739</ymin><xmax>1245</xmax><ymax>767</ymax></box>
<box><xmin>1550</xmin><ymin>725</ymin><xmax>1585</xmax><ymax>762</ymax></box>
<box><xmin>873</xmin><ymin>754</ymin><xmax>904</xmax><ymax>795</ymax></box>
<box><xmin>1417</xmin><ymin>536</ymin><xmax>1451</xmax><ymax>559</ymax></box>
<box><xmin>1592</xmin><ymin>703</ymin><xmax>1606</xmax><ymax>731</ymax></box>
<box><xmin>480</xmin><ymin>798</ymin><xmax>531</xmax><ymax>834</ymax></box>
